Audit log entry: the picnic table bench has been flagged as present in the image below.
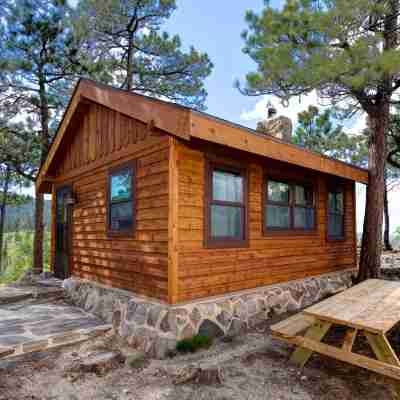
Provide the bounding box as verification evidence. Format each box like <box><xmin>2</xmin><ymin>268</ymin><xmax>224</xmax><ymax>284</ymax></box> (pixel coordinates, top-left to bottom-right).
<box><xmin>271</xmin><ymin>279</ymin><xmax>400</xmax><ymax>389</ymax></box>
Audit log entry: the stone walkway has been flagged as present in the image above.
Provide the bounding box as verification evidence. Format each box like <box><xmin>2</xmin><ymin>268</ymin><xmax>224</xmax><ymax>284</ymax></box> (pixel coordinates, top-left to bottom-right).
<box><xmin>0</xmin><ymin>279</ymin><xmax>111</xmax><ymax>359</ymax></box>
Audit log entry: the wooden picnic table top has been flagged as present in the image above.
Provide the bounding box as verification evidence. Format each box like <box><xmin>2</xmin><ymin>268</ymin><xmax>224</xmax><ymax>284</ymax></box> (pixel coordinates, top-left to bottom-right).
<box><xmin>303</xmin><ymin>279</ymin><xmax>400</xmax><ymax>334</ymax></box>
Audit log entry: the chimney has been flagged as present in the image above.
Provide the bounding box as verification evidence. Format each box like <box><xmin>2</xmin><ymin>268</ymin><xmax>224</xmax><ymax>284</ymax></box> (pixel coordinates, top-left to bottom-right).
<box><xmin>256</xmin><ymin>102</ymin><xmax>293</xmax><ymax>142</ymax></box>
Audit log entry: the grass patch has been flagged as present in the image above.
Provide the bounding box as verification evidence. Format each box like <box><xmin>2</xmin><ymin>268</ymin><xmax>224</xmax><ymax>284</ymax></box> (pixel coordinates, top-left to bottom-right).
<box><xmin>176</xmin><ymin>335</ymin><xmax>213</xmax><ymax>354</ymax></box>
<box><xmin>0</xmin><ymin>230</ymin><xmax>50</xmax><ymax>284</ymax></box>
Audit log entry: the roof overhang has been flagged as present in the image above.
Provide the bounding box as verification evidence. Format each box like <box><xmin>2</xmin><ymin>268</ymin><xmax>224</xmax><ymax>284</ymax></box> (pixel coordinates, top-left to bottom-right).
<box><xmin>36</xmin><ymin>79</ymin><xmax>368</xmax><ymax>193</ymax></box>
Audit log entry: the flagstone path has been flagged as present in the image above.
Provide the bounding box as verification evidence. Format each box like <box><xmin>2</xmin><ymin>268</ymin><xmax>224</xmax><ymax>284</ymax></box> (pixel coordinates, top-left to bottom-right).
<box><xmin>0</xmin><ymin>279</ymin><xmax>111</xmax><ymax>359</ymax></box>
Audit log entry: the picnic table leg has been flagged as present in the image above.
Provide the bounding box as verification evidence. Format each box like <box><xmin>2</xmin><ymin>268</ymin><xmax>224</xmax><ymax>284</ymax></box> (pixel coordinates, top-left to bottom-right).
<box><xmin>365</xmin><ymin>332</ymin><xmax>400</xmax><ymax>399</ymax></box>
<box><xmin>290</xmin><ymin>320</ymin><xmax>332</xmax><ymax>368</ymax></box>
<box><xmin>342</xmin><ymin>328</ymin><xmax>357</xmax><ymax>353</ymax></box>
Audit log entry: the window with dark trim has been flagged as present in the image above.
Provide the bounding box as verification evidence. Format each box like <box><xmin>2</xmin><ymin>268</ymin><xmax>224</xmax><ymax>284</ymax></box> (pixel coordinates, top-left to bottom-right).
<box><xmin>327</xmin><ymin>186</ymin><xmax>344</xmax><ymax>239</ymax></box>
<box><xmin>107</xmin><ymin>162</ymin><xmax>135</xmax><ymax>234</ymax></box>
<box><xmin>264</xmin><ymin>178</ymin><xmax>316</xmax><ymax>232</ymax></box>
<box><xmin>206</xmin><ymin>163</ymin><xmax>247</xmax><ymax>247</ymax></box>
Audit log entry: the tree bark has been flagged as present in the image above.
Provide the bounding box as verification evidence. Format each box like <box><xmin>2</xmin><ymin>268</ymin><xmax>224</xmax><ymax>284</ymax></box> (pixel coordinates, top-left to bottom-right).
<box><xmin>126</xmin><ymin>31</ymin><xmax>135</xmax><ymax>91</ymax></box>
<box><xmin>357</xmin><ymin>109</ymin><xmax>388</xmax><ymax>282</ymax></box>
<box><xmin>356</xmin><ymin>1</ymin><xmax>397</xmax><ymax>282</ymax></box>
<box><xmin>33</xmin><ymin>190</ymin><xmax>44</xmax><ymax>275</ymax></box>
<box><xmin>0</xmin><ymin>167</ymin><xmax>11</xmax><ymax>274</ymax></box>
<box><xmin>383</xmin><ymin>173</ymin><xmax>393</xmax><ymax>251</ymax></box>
<box><xmin>32</xmin><ymin>71</ymin><xmax>50</xmax><ymax>275</ymax></box>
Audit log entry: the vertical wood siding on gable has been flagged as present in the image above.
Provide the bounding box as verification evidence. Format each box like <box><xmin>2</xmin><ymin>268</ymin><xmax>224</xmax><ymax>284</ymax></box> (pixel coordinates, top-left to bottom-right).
<box><xmin>175</xmin><ymin>140</ymin><xmax>357</xmax><ymax>303</ymax></box>
<box><xmin>51</xmin><ymin>102</ymin><xmax>170</xmax><ymax>301</ymax></box>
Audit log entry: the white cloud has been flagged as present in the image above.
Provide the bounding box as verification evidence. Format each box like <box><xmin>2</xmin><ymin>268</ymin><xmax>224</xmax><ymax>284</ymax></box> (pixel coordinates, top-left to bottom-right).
<box><xmin>67</xmin><ymin>0</ymin><xmax>78</xmax><ymax>8</ymax></box>
<box><xmin>344</xmin><ymin>113</ymin><xmax>367</xmax><ymax>135</ymax></box>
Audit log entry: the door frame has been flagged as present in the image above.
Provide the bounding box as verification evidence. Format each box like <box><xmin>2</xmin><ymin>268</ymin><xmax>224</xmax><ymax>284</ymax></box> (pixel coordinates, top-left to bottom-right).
<box><xmin>54</xmin><ymin>185</ymin><xmax>72</xmax><ymax>279</ymax></box>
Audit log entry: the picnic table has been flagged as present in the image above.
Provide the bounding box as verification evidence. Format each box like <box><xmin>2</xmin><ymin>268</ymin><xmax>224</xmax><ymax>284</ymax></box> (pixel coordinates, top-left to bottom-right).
<box><xmin>271</xmin><ymin>279</ymin><xmax>400</xmax><ymax>388</ymax></box>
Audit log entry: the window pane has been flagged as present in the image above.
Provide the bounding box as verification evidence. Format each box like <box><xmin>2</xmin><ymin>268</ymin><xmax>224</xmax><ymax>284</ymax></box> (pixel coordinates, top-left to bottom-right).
<box><xmin>295</xmin><ymin>185</ymin><xmax>313</xmax><ymax>206</ymax></box>
<box><xmin>110</xmin><ymin>201</ymin><xmax>133</xmax><ymax>231</ymax></box>
<box><xmin>212</xmin><ymin>170</ymin><xmax>243</xmax><ymax>203</ymax></box>
<box><xmin>328</xmin><ymin>192</ymin><xmax>335</xmax><ymax>211</ymax></box>
<box><xmin>268</xmin><ymin>180</ymin><xmax>289</xmax><ymax>203</ymax></box>
<box><xmin>211</xmin><ymin>205</ymin><xmax>242</xmax><ymax>238</ymax></box>
<box><xmin>111</xmin><ymin>169</ymin><xmax>132</xmax><ymax>202</ymax></box>
<box><xmin>336</xmin><ymin>192</ymin><xmax>344</xmax><ymax>213</ymax></box>
<box><xmin>294</xmin><ymin>207</ymin><xmax>315</xmax><ymax>229</ymax></box>
<box><xmin>265</xmin><ymin>205</ymin><xmax>290</xmax><ymax>228</ymax></box>
<box><xmin>328</xmin><ymin>213</ymin><xmax>343</xmax><ymax>237</ymax></box>
<box><xmin>328</xmin><ymin>190</ymin><xmax>344</xmax><ymax>213</ymax></box>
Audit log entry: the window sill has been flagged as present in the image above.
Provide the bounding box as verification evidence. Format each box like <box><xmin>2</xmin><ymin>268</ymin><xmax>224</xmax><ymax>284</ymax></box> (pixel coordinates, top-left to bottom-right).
<box><xmin>107</xmin><ymin>230</ymin><xmax>135</xmax><ymax>238</ymax></box>
<box><xmin>327</xmin><ymin>236</ymin><xmax>346</xmax><ymax>242</ymax></box>
<box><xmin>263</xmin><ymin>229</ymin><xmax>318</xmax><ymax>237</ymax></box>
<box><xmin>204</xmin><ymin>239</ymin><xmax>249</xmax><ymax>249</ymax></box>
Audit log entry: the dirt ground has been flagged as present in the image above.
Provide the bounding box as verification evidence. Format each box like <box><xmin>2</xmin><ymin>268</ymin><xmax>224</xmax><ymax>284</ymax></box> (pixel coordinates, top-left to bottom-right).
<box><xmin>0</xmin><ymin>320</ymin><xmax>397</xmax><ymax>400</ymax></box>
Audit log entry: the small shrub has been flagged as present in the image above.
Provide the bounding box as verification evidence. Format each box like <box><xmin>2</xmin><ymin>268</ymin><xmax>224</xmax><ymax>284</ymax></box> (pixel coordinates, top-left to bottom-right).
<box><xmin>176</xmin><ymin>335</ymin><xmax>212</xmax><ymax>354</ymax></box>
<box><xmin>126</xmin><ymin>353</ymin><xmax>147</xmax><ymax>370</ymax></box>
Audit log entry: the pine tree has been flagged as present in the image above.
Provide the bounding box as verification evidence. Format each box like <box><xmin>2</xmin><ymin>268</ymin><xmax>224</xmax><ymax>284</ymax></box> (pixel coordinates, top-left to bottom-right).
<box><xmin>293</xmin><ymin>106</ymin><xmax>368</xmax><ymax>166</ymax></box>
<box><xmin>0</xmin><ymin>0</ymin><xmax>87</xmax><ymax>274</ymax></box>
<box><xmin>76</xmin><ymin>0</ymin><xmax>213</xmax><ymax>109</ymax></box>
<box><xmin>240</xmin><ymin>0</ymin><xmax>400</xmax><ymax>280</ymax></box>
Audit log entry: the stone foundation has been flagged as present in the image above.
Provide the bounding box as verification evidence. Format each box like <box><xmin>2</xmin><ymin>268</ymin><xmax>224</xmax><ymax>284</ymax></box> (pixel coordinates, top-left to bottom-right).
<box><xmin>381</xmin><ymin>253</ymin><xmax>400</xmax><ymax>269</ymax></box>
<box><xmin>63</xmin><ymin>269</ymin><xmax>353</xmax><ymax>358</ymax></box>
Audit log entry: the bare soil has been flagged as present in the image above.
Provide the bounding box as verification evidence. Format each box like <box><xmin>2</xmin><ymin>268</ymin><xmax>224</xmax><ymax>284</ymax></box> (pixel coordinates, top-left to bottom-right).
<box><xmin>0</xmin><ymin>320</ymin><xmax>396</xmax><ymax>400</ymax></box>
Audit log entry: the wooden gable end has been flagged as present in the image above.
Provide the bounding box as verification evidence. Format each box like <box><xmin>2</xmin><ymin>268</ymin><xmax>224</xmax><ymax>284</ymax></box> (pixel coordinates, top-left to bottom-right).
<box><xmin>50</xmin><ymin>102</ymin><xmax>164</xmax><ymax>180</ymax></box>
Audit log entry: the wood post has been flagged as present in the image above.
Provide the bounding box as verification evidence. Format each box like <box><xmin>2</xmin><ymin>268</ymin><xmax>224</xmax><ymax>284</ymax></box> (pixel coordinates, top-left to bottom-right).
<box><xmin>365</xmin><ymin>332</ymin><xmax>400</xmax><ymax>398</ymax></box>
<box><xmin>290</xmin><ymin>320</ymin><xmax>332</xmax><ymax>367</ymax></box>
<box><xmin>168</xmin><ymin>137</ymin><xmax>179</xmax><ymax>304</ymax></box>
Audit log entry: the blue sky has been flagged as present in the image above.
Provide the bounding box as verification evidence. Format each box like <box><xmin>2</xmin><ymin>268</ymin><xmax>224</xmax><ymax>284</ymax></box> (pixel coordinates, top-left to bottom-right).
<box><xmin>163</xmin><ymin>0</ymin><xmax>269</xmax><ymax>126</ymax></box>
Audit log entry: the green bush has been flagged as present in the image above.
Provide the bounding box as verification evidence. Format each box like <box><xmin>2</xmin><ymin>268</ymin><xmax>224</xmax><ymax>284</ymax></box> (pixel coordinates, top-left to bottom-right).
<box><xmin>176</xmin><ymin>334</ymin><xmax>212</xmax><ymax>354</ymax></box>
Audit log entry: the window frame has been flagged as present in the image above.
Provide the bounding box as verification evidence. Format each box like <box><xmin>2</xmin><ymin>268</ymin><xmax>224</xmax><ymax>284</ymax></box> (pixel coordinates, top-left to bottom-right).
<box><xmin>263</xmin><ymin>175</ymin><xmax>317</xmax><ymax>235</ymax></box>
<box><xmin>204</xmin><ymin>160</ymin><xmax>249</xmax><ymax>249</ymax></box>
<box><xmin>326</xmin><ymin>184</ymin><xmax>345</xmax><ymax>241</ymax></box>
<box><xmin>107</xmin><ymin>161</ymin><xmax>136</xmax><ymax>237</ymax></box>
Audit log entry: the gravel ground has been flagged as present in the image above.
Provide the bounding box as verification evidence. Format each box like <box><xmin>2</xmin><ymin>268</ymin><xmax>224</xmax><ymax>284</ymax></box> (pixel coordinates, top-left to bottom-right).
<box><xmin>0</xmin><ymin>321</ymin><xmax>397</xmax><ymax>400</ymax></box>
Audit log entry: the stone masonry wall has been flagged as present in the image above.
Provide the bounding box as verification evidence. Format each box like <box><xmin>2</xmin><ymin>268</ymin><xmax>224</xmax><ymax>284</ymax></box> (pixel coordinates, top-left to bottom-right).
<box><xmin>63</xmin><ymin>269</ymin><xmax>353</xmax><ymax>358</ymax></box>
<box><xmin>381</xmin><ymin>253</ymin><xmax>400</xmax><ymax>269</ymax></box>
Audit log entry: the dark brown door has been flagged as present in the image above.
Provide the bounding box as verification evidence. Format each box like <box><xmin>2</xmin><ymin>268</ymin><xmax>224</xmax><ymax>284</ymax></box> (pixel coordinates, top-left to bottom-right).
<box><xmin>55</xmin><ymin>186</ymin><xmax>72</xmax><ymax>279</ymax></box>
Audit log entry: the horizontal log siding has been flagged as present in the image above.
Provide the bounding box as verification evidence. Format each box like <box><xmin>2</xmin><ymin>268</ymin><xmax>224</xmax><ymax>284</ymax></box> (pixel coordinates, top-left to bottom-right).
<box><xmin>175</xmin><ymin>140</ymin><xmax>356</xmax><ymax>303</ymax></box>
<box><xmin>52</xmin><ymin>102</ymin><xmax>170</xmax><ymax>301</ymax></box>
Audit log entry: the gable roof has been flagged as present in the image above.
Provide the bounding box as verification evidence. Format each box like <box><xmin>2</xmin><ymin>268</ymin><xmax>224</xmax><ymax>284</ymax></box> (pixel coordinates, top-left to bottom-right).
<box><xmin>36</xmin><ymin>79</ymin><xmax>368</xmax><ymax>192</ymax></box>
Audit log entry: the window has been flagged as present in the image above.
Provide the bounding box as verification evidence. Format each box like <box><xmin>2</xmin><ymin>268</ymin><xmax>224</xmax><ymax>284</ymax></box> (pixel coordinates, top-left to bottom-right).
<box><xmin>327</xmin><ymin>187</ymin><xmax>344</xmax><ymax>239</ymax></box>
<box><xmin>206</xmin><ymin>163</ymin><xmax>247</xmax><ymax>247</ymax></box>
<box><xmin>108</xmin><ymin>163</ymin><xmax>135</xmax><ymax>234</ymax></box>
<box><xmin>264</xmin><ymin>178</ymin><xmax>315</xmax><ymax>232</ymax></box>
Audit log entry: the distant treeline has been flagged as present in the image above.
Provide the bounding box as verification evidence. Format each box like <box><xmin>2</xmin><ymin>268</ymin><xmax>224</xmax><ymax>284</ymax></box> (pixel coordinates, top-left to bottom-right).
<box><xmin>4</xmin><ymin>200</ymin><xmax>51</xmax><ymax>233</ymax></box>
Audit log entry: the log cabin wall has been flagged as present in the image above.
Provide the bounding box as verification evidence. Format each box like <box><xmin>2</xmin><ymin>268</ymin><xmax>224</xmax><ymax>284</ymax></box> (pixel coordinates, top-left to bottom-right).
<box><xmin>174</xmin><ymin>139</ymin><xmax>357</xmax><ymax>303</ymax></box>
<box><xmin>50</xmin><ymin>102</ymin><xmax>170</xmax><ymax>301</ymax></box>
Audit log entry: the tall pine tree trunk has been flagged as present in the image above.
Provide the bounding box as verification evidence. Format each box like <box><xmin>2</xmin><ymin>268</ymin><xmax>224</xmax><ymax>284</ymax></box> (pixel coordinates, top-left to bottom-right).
<box><xmin>0</xmin><ymin>167</ymin><xmax>10</xmax><ymax>274</ymax></box>
<box><xmin>126</xmin><ymin>32</ymin><xmax>134</xmax><ymax>91</ymax></box>
<box><xmin>33</xmin><ymin>73</ymin><xmax>50</xmax><ymax>275</ymax></box>
<box><xmin>33</xmin><ymin>190</ymin><xmax>44</xmax><ymax>275</ymax></box>
<box><xmin>383</xmin><ymin>173</ymin><xmax>392</xmax><ymax>251</ymax></box>
<box><xmin>356</xmin><ymin>0</ymin><xmax>397</xmax><ymax>282</ymax></box>
<box><xmin>357</xmin><ymin>108</ymin><xmax>388</xmax><ymax>281</ymax></box>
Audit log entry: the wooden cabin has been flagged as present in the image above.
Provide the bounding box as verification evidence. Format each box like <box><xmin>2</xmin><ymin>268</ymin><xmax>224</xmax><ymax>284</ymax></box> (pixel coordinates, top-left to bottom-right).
<box><xmin>36</xmin><ymin>79</ymin><xmax>368</xmax><ymax>305</ymax></box>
